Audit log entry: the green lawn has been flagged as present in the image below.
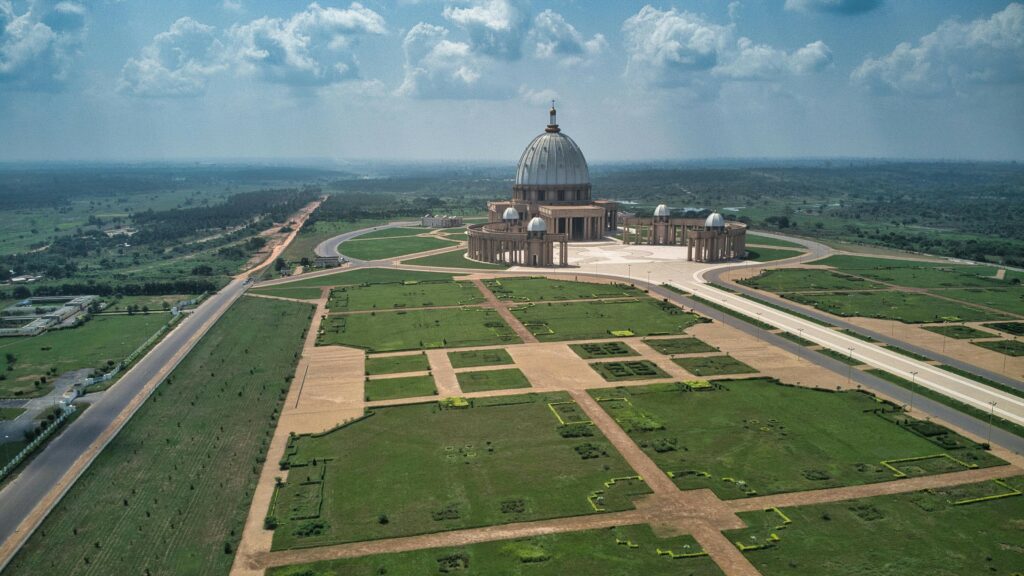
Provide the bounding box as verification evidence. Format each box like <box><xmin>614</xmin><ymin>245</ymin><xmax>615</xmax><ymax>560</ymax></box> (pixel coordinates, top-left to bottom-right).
<box><xmin>745</xmin><ymin>233</ymin><xmax>804</xmax><ymax>248</ymax></box>
<box><xmin>0</xmin><ymin>407</ymin><xmax>25</xmax><ymax>420</ymax></box>
<box><xmin>936</xmin><ymin>287</ymin><xmax>1024</xmax><ymax>316</ymax></box>
<box><xmin>569</xmin><ymin>341</ymin><xmax>639</xmax><ymax>359</ymax></box>
<box><xmin>328</xmin><ymin>280</ymin><xmax>484</xmax><ymax>311</ymax></box>
<box><xmin>782</xmin><ymin>290</ymin><xmax>1007</xmax><ymax>323</ymax></box>
<box><xmin>256</xmin><ymin>268</ymin><xmax>458</xmax><ymax>290</ymax></box>
<box><xmin>982</xmin><ymin>321</ymin><xmax>1024</xmax><ymax>336</ymax></box>
<box><xmin>338</xmin><ymin>236</ymin><xmax>457</xmax><ymax>260</ymax></box>
<box><xmin>921</xmin><ymin>324</ymin><xmax>996</xmax><ymax>339</ymax></box>
<box><xmin>270</xmin><ymin>394</ymin><xmax>651</xmax><ymax>549</ymax></box>
<box><xmin>456</xmin><ymin>368</ymin><xmax>532</xmax><ymax>393</ymax></box>
<box><xmin>447</xmin><ymin>348</ymin><xmax>514</xmax><ymax>369</ymax></box>
<box><xmin>0</xmin><ymin>313</ymin><xmax>170</xmax><ymax>397</ymax></box>
<box><xmin>279</xmin><ymin>219</ymin><xmax>387</xmax><ymax>264</ymax></box>
<box><xmin>972</xmin><ymin>339</ymin><xmax>1024</xmax><ymax>356</ymax></box>
<box><xmin>643</xmin><ymin>337</ymin><xmax>718</xmax><ymax>355</ymax></box>
<box><xmin>5</xmin><ymin>296</ymin><xmax>311</xmax><ymax>576</ymax></box>
<box><xmin>402</xmin><ymin>249</ymin><xmax>508</xmax><ymax>270</ymax></box>
<box><xmin>365</xmin><ymin>354</ymin><xmax>430</xmax><ymax>376</ymax></box>
<box><xmin>511</xmin><ymin>299</ymin><xmax>705</xmax><ymax>342</ymax></box>
<box><xmin>590</xmin><ymin>360</ymin><xmax>670</xmax><ymax>381</ymax></box>
<box><xmin>103</xmin><ymin>294</ymin><xmax>188</xmax><ymax>313</ymax></box>
<box><xmin>726</xmin><ymin>477</ymin><xmax>1024</xmax><ymax>576</ymax></box>
<box><xmin>484</xmin><ymin>277</ymin><xmax>642</xmax><ymax>302</ymax></box>
<box><xmin>739</xmin><ymin>269</ymin><xmax>884</xmax><ymax>292</ymax></box>
<box><xmin>318</xmin><ymin>307</ymin><xmax>521</xmax><ymax>352</ymax></box>
<box><xmin>365</xmin><ymin>375</ymin><xmax>437</xmax><ymax>401</ymax></box>
<box><xmin>673</xmin><ymin>355</ymin><xmax>756</xmax><ymax>376</ymax></box>
<box><xmin>590</xmin><ymin>379</ymin><xmax>1003</xmax><ymax>499</ymax></box>
<box><xmin>814</xmin><ymin>255</ymin><xmax>1011</xmax><ymax>289</ymax></box>
<box><xmin>353</xmin><ymin>227</ymin><xmax>428</xmax><ymax>240</ymax></box>
<box><xmin>248</xmin><ymin>286</ymin><xmax>324</xmax><ymax>300</ymax></box>
<box><xmin>267</xmin><ymin>524</ymin><xmax>723</xmax><ymax>576</ymax></box>
<box><xmin>745</xmin><ymin>247</ymin><xmax>804</xmax><ymax>262</ymax></box>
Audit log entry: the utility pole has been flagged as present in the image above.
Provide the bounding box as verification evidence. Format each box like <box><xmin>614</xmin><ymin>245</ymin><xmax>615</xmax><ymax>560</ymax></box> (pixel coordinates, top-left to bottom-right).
<box><xmin>909</xmin><ymin>371</ymin><xmax>918</xmax><ymax>413</ymax></box>
<box><xmin>987</xmin><ymin>401</ymin><xmax>997</xmax><ymax>446</ymax></box>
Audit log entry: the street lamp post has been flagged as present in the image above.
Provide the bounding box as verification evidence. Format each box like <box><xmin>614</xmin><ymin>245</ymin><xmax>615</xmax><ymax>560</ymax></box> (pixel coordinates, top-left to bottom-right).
<box><xmin>987</xmin><ymin>401</ymin><xmax>997</xmax><ymax>446</ymax></box>
<box><xmin>627</xmin><ymin>264</ymin><xmax>631</xmax><ymax>284</ymax></box>
<box><xmin>847</xmin><ymin>347</ymin><xmax>855</xmax><ymax>385</ymax></box>
<box><xmin>909</xmin><ymin>371</ymin><xmax>918</xmax><ymax>413</ymax></box>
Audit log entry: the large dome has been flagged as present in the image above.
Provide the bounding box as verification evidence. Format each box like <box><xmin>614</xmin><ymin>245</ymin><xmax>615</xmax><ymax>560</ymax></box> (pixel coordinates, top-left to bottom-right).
<box><xmin>514</xmin><ymin>107</ymin><xmax>590</xmax><ymax>187</ymax></box>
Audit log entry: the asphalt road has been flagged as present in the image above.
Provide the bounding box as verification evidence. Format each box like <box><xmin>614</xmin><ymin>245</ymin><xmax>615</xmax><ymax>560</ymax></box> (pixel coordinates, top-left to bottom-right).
<box><xmin>0</xmin><ymin>277</ymin><xmax>249</xmax><ymax>570</ymax></box>
<box><xmin>313</xmin><ymin>220</ymin><xmax>419</xmax><ymax>261</ymax></box>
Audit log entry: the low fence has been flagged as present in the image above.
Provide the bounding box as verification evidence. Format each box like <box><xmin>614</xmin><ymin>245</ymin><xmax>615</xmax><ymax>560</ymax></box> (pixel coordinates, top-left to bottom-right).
<box><xmin>0</xmin><ymin>404</ymin><xmax>77</xmax><ymax>482</ymax></box>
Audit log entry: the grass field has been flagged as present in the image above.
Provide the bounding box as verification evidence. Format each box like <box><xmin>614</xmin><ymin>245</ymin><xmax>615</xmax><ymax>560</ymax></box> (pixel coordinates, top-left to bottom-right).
<box><xmin>365</xmin><ymin>354</ymin><xmax>429</xmax><ymax>376</ymax></box>
<box><xmin>447</xmin><ymin>348</ymin><xmax>514</xmax><ymax>369</ymax></box>
<box><xmin>456</xmin><ymin>368</ymin><xmax>532</xmax><ymax>393</ymax></box>
<box><xmin>248</xmin><ymin>286</ymin><xmax>324</xmax><ymax>300</ymax></box>
<box><xmin>353</xmin><ymin>227</ymin><xmax>428</xmax><ymax>240</ymax></box>
<box><xmin>972</xmin><ymin>339</ymin><xmax>1024</xmax><ymax>356</ymax></box>
<box><xmin>591</xmin><ymin>379</ymin><xmax>1003</xmax><ymax>499</ymax></box>
<box><xmin>739</xmin><ymin>269</ymin><xmax>884</xmax><ymax>292</ymax></box>
<box><xmin>484</xmin><ymin>277</ymin><xmax>642</xmax><ymax>302</ymax></box>
<box><xmin>982</xmin><ymin>321</ymin><xmax>1024</xmax><ymax>336</ymax></box>
<box><xmin>270</xmin><ymin>393</ymin><xmax>651</xmax><ymax>549</ymax></box>
<box><xmin>365</xmin><ymin>375</ymin><xmax>437</xmax><ymax>401</ymax></box>
<box><xmin>643</xmin><ymin>337</ymin><xmax>718</xmax><ymax>355</ymax></box>
<box><xmin>673</xmin><ymin>355</ymin><xmax>756</xmax><ymax>376</ymax></box>
<box><xmin>727</xmin><ymin>477</ymin><xmax>1024</xmax><ymax>576</ymax></box>
<box><xmin>328</xmin><ymin>280</ymin><xmax>484</xmax><ymax>311</ymax></box>
<box><xmin>783</xmin><ymin>290</ymin><xmax>1007</xmax><ymax>323</ymax></box>
<box><xmin>103</xmin><ymin>295</ymin><xmax>188</xmax><ymax>312</ymax></box>
<box><xmin>569</xmin><ymin>341</ymin><xmax>639</xmax><ymax>359</ymax></box>
<box><xmin>745</xmin><ymin>233</ymin><xmax>804</xmax><ymax>248</ymax></box>
<box><xmin>814</xmin><ymin>256</ymin><xmax>1012</xmax><ymax>289</ymax></box>
<box><xmin>590</xmin><ymin>360</ymin><xmax>669</xmax><ymax>381</ymax></box>
<box><xmin>921</xmin><ymin>324</ymin><xmax>995</xmax><ymax>339</ymax></box>
<box><xmin>511</xmin><ymin>299</ymin><xmax>705</xmax><ymax>342</ymax></box>
<box><xmin>5</xmin><ymin>296</ymin><xmax>311</xmax><ymax>576</ymax></box>
<box><xmin>255</xmin><ymin>268</ymin><xmax>458</xmax><ymax>291</ymax></box>
<box><xmin>0</xmin><ymin>406</ymin><xmax>25</xmax><ymax>420</ymax></box>
<box><xmin>402</xmin><ymin>249</ymin><xmax>508</xmax><ymax>270</ymax></box>
<box><xmin>0</xmin><ymin>313</ymin><xmax>170</xmax><ymax>397</ymax></box>
<box><xmin>267</xmin><ymin>524</ymin><xmax>724</xmax><ymax>576</ymax></box>
<box><xmin>745</xmin><ymin>247</ymin><xmax>804</xmax><ymax>262</ymax></box>
<box><xmin>318</xmin><ymin>307</ymin><xmax>521</xmax><ymax>352</ymax></box>
<box><xmin>338</xmin><ymin>236</ymin><xmax>457</xmax><ymax>261</ymax></box>
<box><xmin>936</xmin><ymin>287</ymin><xmax>1024</xmax><ymax>316</ymax></box>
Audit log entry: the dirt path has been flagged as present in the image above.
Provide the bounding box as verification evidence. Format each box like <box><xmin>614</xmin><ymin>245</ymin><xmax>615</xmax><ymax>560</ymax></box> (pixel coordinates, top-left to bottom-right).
<box><xmin>728</xmin><ymin>464</ymin><xmax>1019</xmax><ymax>512</ymax></box>
<box><xmin>425</xmin><ymin>349</ymin><xmax>461</xmax><ymax>396</ymax></box>
<box><xmin>471</xmin><ymin>278</ymin><xmax>538</xmax><ymax>343</ymax></box>
<box><xmin>258</xmin><ymin>510</ymin><xmax>642</xmax><ymax>570</ymax></box>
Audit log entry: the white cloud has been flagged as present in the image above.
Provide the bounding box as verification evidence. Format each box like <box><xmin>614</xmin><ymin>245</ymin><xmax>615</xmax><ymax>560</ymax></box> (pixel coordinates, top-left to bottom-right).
<box><xmin>784</xmin><ymin>0</ymin><xmax>883</xmax><ymax>15</ymax></box>
<box><xmin>716</xmin><ymin>38</ymin><xmax>832</xmax><ymax>79</ymax></box>
<box><xmin>227</xmin><ymin>2</ymin><xmax>385</xmax><ymax>86</ymax></box>
<box><xmin>222</xmin><ymin>0</ymin><xmax>243</xmax><ymax>13</ymax></box>
<box><xmin>623</xmin><ymin>6</ymin><xmax>830</xmax><ymax>91</ymax></box>
<box><xmin>0</xmin><ymin>0</ymin><xmax>87</xmax><ymax>87</ymax></box>
<box><xmin>528</xmin><ymin>9</ymin><xmax>605</xmax><ymax>65</ymax></box>
<box><xmin>119</xmin><ymin>17</ymin><xmax>225</xmax><ymax>97</ymax></box>
<box><xmin>851</xmin><ymin>3</ymin><xmax>1024</xmax><ymax>96</ymax></box>
<box><xmin>443</xmin><ymin>0</ymin><xmax>528</xmax><ymax>60</ymax></box>
<box><xmin>398</xmin><ymin>22</ymin><xmax>494</xmax><ymax>99</ymax></box>
<box><xmin>728</xmin><ymin>1</ymin><xmax>742</xmax><ymax>21</ymax></box>
<box><xmin>517</xmin><ymin>84</ymin><xmax>557</xmax><ymax>106</ymax></box>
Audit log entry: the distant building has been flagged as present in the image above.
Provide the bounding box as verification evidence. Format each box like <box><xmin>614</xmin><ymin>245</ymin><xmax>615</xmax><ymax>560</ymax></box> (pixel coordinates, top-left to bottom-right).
<box><xmin>421</xmin><ymin>215</ymin><xmax>463</xmax><ymax>228</ymax></box>
<box><xmin>0</xmin><ymin>295</ymin><xmax>98</xmax><ymax>337</ymax></box>
<box><xmin>314</xmin><ymin>255</ymin><xmax>344</xmax><ymax>268</ymax></box>
<box><xmin>621</xmin><ymin>206</ymin><xmax>747</xmax><ymax>262</ymax></box>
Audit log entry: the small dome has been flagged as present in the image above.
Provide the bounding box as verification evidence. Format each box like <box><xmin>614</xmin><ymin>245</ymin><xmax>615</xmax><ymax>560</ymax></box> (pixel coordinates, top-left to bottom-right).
<box><xmin>705</xmin><ymin>212</ymin><xmax>725</xmax><ymax>229</ymax></box>
<box><xmin>654</xmin><ymin>204</ymin><xmax>669</xmax><ymax>217</ymax></box>
<box><xmin>526</xmin><ymin>217</ymin><xmax>547</xmax><ymax>233</ymax></box>
<box><xmin>502</xmin><ymin>207</ymin><xmax>520</xmax><ymax>221</ymax></box>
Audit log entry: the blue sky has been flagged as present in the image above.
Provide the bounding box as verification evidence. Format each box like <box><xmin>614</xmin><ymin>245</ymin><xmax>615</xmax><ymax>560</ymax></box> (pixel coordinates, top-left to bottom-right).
<box><xmin>1</xmin><ymin>0</ymin><xmax>1022</xmax><ymax>162</ymax></box>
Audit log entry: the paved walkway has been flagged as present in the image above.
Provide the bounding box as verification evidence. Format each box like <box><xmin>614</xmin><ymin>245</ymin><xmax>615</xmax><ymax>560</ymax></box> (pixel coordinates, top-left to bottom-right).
<box><xmin>470</xmin><ymin>278</ymin><xmax>538</xmax><ymax>343</ymax></box>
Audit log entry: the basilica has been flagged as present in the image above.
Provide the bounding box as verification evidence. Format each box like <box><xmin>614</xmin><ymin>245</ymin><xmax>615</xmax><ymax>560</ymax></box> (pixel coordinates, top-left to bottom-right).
<box><xmin>466</xmin><ymin>105</ymin><xmax>746</xmax><ymax>267</ymax></box>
